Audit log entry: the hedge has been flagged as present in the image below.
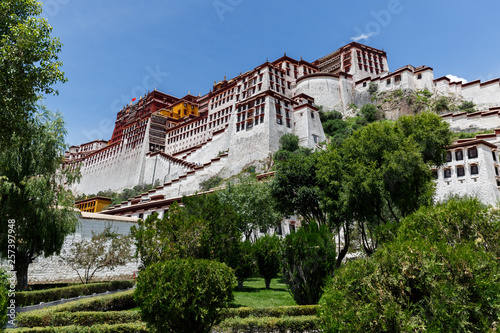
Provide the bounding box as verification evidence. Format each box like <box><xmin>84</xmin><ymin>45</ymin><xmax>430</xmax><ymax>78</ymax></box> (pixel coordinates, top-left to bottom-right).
<box><xmin>17</xmin><ymin>281</ymin><xmax>135</xmax><ymax>307</ymax></box>
<box><xmin>27</xmin><ymin>290</ymin><xmax>136</xmax><ymax>313</ymax></box>
<box><xmin>222</xmin><ymin>305</ymin><xmax>319</xmax><ymax>319</ymax></box>
<box><xmin>10</xmin><ymin>316</ymin><xmax>320</xmax><ymax>333</ymax></box>
<box><xmin>5</xmin><ymin>322</ymin><xmax>147</xmax><ymax>333</ymax></box>
<box><xmin>215</xmin><ymin>315</ymin><xmax>321</xmax><ymax>333</ymax></box>
<box><xmin>16</xmin><ymin>311</ymin><xmax>141</xmax><ymax>328</ymax></box>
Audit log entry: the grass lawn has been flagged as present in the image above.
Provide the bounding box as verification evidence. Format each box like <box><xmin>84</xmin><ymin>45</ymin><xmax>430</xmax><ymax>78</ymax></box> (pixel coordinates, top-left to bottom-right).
<box><xmin>231</xmin><ymin>276</ymin><xmax>297</xmax><ymax>308</ymax></box>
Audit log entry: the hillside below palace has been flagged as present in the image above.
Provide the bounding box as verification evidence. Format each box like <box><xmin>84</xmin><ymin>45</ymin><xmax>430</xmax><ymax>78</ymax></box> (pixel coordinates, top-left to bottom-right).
<box><xmin>65</xmin><ymin>42</ymin><xmax>500</xmax><ymax>217</ymax></box>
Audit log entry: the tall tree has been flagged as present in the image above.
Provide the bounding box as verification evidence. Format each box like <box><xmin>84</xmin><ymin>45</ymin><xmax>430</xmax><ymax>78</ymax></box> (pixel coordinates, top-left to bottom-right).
<box><xmin>218</xmin><ymin>176</ymin><xmax>280</xmax><ymax>242</ymax></box>
<box><xmin>0</xmin><ymin>110</ymin><xmax>78</xmax><ymax>290</ymax></box>
<box><xmin>271</xmin><ymin>148</ymin><xmax>325</xmax><ymax>226</ymax></box>
<box><xmin>0</xmin><ymin>0</ymin><xmax>66</xmax><ymax>145</ymax></box>
<box><xmin>317</xmin><ymin>113</ymin><xmax>452</xmax><ymax>256</ymax></box>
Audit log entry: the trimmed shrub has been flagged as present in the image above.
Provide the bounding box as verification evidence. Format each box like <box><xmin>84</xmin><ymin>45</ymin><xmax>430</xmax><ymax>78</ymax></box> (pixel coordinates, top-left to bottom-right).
<box><xmin>34</xmin><ymin>290</ymin><xmax>136</xmax><ymax>313</ymax></box>
<box><xmin>281</xmin><ymin>223</ymin><xmax>336</xmax><ymax>305</ymax></box>
<box><xmin>0</xmin><ymin>268</ymin><xmax>10</xmax><ymax>327</ymax></box>
<box><xmin>320</xmin><ymin>240</ymin><xmax>500</xmax><ymax>332</ymax></box>
<box><xmin>6</xmin><ymin>322</ymin><xmax>147</xmax><ymax>332</ymax></box>
<box><xmin>216</xmin><ymin>315</ymin><xmax>321</xmax><ymax>333</ymax></box>
<box><xmin>16</xmin><ymin>310</ymin><xmax>141</xmax><ymax>328</ymax></box>
<box><xmin>254</xmin><ymin>235</ymin><xmax>281</xmax><ymax>289</ymax></box>
<box><xmin>135</xmin><ymin>259</ymin><xmax>236</xmax><ymax>333</ymax></box>
<box><xmin>16</xmin><ymin>280</ymin><xmax>135</xmax><ymax>307</ymax></box>
<box><xmin>222</xmin><ymin>305</ymin><xmax>319</xmax><ymax>319</ymax></box>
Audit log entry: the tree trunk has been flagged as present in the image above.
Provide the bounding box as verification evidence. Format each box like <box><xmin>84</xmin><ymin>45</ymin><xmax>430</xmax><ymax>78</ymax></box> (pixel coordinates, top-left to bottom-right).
<box><xmin>237</xmin><ymin>280</ymin><xmax>244</xmax><ymax>290</ymax></box>
<box><xmin>15</xmin><ymin>260</ymin><xmax>29</xmax><ymax>291</ymax></box>
<box><xmin>265</xmin><ymin>278</ymin><xmax>271</xmax><ymax>290</ymax></box>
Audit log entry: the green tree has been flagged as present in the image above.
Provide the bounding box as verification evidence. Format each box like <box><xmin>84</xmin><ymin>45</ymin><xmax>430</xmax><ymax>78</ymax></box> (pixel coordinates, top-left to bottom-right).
<box><xmin>434</xmin><ymin>96</ymin><xmax>449</xmax><ymax>112</ymax></box>
<box><xmin>218</xmin><ymin>176</ymin><xmax>280</xmax><ymax>242</ymax></box>
<box><xmin>0</xmin><ymin>110</ymin><xmax>78</xmax><ymax>290</ymax></box>
<box><xmin>271</xmin><ymin>149</ymin><xmax>325</xmax><ymax>225</ymax></box>
<box><xmin>458</xmin><ymin>100</ymin><xmax>476</xmax><ymax>113</ymax></box>
<box><xmin>130</xmin><ymin>203</ymin><xmax>206</xmax><ymax>268</ymax></box>
<box><xmin>317</xmin><ymin>113</ymin><xmax>452</xmax><ymax>256</ymax></box>
<box><xmin>0</xmin><ymin>0</ymin><xmax>66</xmax><ymax>145</ymax></box>
<box><xmin>319</xmin><ymin>110</ymin><xmax>343</xmax><ymax>122</ymax></box>
<box><xmin>359</xmin><ymin>104</ymin><xmax>382</xmax><ymax>122</ymax></box>
<box><xmin>234</xmin><ymin>240</ymin><xmax>256</xmax><ymax>289</ymax></box>
<box><xmin>279</xmin><ymin>133</ymin><xmax>300</xmax><ymax>152</ymax></box>
<box><xmin>182</xmin><ymin>193</ymin><xmax>242</xmax><ymax>269</ymax></box>
<box><xmin>281</xmin><ymin>223</ymin><xmax>336</xmax><ymax>305</ymax></box>
<box><xmin>61</xmin><ymin>224</ymin><xmax>133</xmax><ymax>283</ymax></box>
<box><xmin>135</xmin><ymin>259</ymin><xmax>236</xmax><ymax>333</ymax></box>
<box><xmin>254</xmin><ymin>234</ymin><xmax>281</xmax><ymax>289</ymax></box>
<box><xmin>368</xmin><ymin>82</ymin><xmax>378</xmax><ymax>95</ymax></box>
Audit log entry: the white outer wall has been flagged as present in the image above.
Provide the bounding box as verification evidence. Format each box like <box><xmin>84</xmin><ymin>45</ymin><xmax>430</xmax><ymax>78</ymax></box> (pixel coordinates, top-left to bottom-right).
<box><xmin>295</xmin><ymin>76</ymin><xmax>344</xmax><ymax>112</ymax></box>
<box><xmin>0</xmin><ymin>217</ymin><xmax>139</xmax><ymax>284</ymax></box>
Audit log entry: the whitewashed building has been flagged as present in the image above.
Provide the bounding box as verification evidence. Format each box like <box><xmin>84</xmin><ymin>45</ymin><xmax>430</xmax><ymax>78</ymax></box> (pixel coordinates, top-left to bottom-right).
<box><xmin>434</xmin><ymin>139</ymin><xmax>500</xmax><ymax>206</ymax></box>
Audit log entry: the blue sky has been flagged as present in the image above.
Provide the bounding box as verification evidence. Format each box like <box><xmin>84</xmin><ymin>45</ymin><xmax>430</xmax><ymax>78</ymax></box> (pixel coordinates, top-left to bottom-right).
<box><xmin>41</xmin><ymin>0</ymin><xmax>500</xmax><ymax>146</ymax></box>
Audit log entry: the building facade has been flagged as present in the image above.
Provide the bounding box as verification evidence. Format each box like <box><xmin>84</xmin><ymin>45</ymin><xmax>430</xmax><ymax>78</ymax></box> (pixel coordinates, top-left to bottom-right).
<box><xmin>65</xmin><ymin>41</ymin><xmax>500</xmax><ymax>211</ymax></box>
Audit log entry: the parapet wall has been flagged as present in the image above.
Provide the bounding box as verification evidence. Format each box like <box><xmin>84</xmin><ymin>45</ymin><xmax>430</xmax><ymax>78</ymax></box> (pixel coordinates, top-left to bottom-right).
<box><xmin>441</xmin><ymin>108</ymin><xmax>500</xmax><ymax>132</ymax></box>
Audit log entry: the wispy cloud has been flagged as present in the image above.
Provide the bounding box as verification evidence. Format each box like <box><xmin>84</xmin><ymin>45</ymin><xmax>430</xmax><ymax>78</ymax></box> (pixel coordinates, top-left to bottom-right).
<box><xmin>446</xmin><ymin>74</ymin><xmax>468</xmax><ymax>83</ymax></box>
<box><xmin>351</xmin><ymin>32</ymin><xmax>374</xmax><ymax>42</ymax></box>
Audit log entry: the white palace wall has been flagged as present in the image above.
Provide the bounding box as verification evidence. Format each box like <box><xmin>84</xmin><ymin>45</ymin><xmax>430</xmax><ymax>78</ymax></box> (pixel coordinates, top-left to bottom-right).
<box><xmin>0</xmin><ymin>214</ymin><xmax>139</xmax><ymax>284</ymax></box>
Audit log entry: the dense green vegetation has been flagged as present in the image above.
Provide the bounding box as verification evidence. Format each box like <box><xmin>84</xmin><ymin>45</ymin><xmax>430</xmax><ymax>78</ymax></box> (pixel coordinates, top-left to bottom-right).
<box><xmin>272</xmin><ymin>113</ymin><xmax>453</xmax><ymax>267</ymax></box>
<box><xmin>135</xmin><ymin>259</ymin><xmax>235</xmax><ymax>333</ymax></box>
<box><xmin>320</xmin><ymin>197</ymin><xmax>500</xmax><ymax>332</ymax></box>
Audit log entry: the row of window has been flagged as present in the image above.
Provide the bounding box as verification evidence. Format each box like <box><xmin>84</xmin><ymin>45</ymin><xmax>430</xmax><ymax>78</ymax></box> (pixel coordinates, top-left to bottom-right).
<box><xmin>445</xmin><ymin>147</ymin><xmax>480</xmax><ymax>162</ymax></box>
<box><xmin>236</xmin><ymin>116</ymin><xmax>264</xmax><ymax>132</ymax></box>
<box><xmin>435</xmin><ymin>164</ymin><xmax>479</xmax><ymax>179</ymax></box>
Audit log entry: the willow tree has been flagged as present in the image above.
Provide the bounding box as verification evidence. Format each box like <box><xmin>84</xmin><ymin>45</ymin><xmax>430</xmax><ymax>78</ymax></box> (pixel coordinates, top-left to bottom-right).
<box><xmin>0</xmin><ymin>0</ymin><xmax>73</xmax><ymax>290</ymax></box>
<box><xmin>0</xmin><ymin>110</ymin><xmax>78</xmax><ymax>290</ymax></box>
<box><xmin>0</xmin><ymin>0</ymin><xmax>66</xmax><ymax>145</ymax></box>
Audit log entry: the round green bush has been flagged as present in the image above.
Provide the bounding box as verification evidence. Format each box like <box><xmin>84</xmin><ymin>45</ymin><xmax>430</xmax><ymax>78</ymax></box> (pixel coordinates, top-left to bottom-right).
<box><xmin>320</xmin><ymin>240</ymin><xmax>500</xmax><ymax>332</ymax></box>
<box><xmin>281</xmin><ymin>223</ymin><xmax>336</xmax><ymax>305</ymax></box>
<box><xmin>134</xmin><ymin>258</ymin><xmax>236</xmax><ymax>333</ymax></box>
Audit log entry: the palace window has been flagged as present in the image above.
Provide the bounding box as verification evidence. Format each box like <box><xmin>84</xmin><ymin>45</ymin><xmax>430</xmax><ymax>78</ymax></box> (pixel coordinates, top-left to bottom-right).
<box><xmin>395</xmin><ymin>75</ymin><xmax>401</xmax><ymax>82</ymax></box>
<box><xmin>470</xmin><ymin>164</ymin><xmax>479</xmax><ymax>175</ymax></box>
<box><xmin>445</xmin><ymin>151</ymin><xmax>452</xmax><ymax>162</ymax></box>
<box><xmin>386</xmin><ymin>78</ymin><xmax>391</xmax><ymax>85</ymax></box>
<box><xmin>456</xmin><ymin>166</ymin><xmax>465</xmax><ymax>177</ymax></box>
<box><xmin>468</xmin><ymin>147</ymin><xmax>478</xmax><ymax>159</ymax></box>
<box><xmin>493</xmin><ymin>151</ymin><xmax>497</xmax><ymax>161</ymax></box>
<box><xmin>444</xmin><ymin>168</ymin><xmax>452</xmax><ymax>178</ymax></box>
<box><xmin>455</xmin><ymin>150</ymin><xmax>463</xmax><ymax>161</ymax></box>
<box><xmin>417</xmin><ymin>74</ymin><xmax>422</xmax><ymax>80</ymax></box>
<box><xmin>432</xmin><ymin>170</ymin><xmax>438</xmax><ymax>179</ymax></box>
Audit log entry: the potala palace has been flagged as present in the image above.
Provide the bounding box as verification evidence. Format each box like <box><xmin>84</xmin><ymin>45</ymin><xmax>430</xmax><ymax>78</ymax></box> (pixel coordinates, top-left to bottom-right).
<box><xmin>65</xmin><ymin>41</ymin><xmax>500</xmax><ymax>218</ymax></box>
